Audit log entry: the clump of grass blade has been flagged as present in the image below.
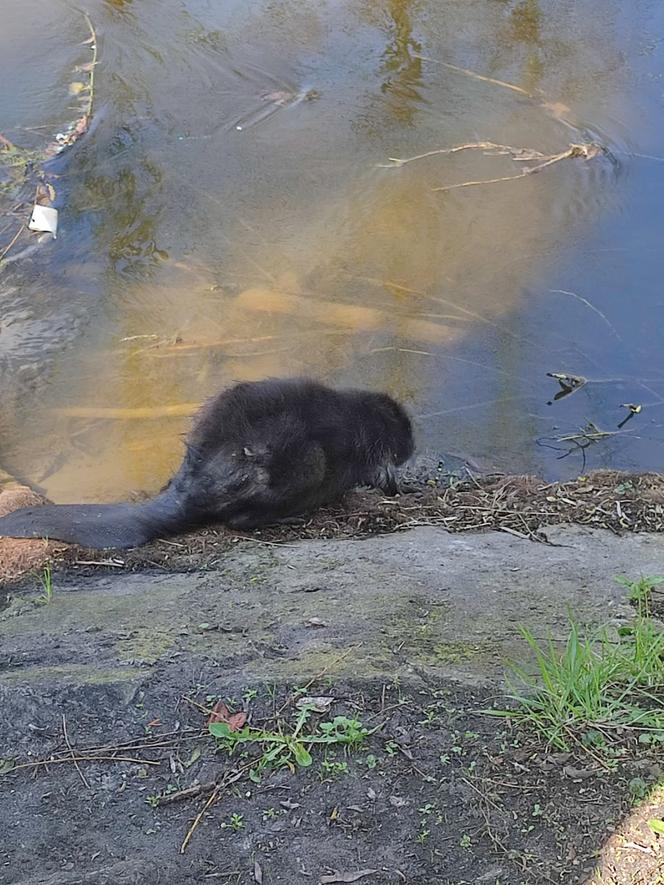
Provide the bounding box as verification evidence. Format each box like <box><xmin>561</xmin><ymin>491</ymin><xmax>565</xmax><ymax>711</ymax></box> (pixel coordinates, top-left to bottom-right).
<box><xmin>494</xmin><ymin>606</ymin><xmax>663</xmax><ymax>750</ymax></box>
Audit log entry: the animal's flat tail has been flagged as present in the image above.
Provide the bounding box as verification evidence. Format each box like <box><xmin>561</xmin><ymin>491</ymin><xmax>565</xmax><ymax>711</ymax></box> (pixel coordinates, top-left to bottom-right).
<box><xmin>0</xmin><ymin>490</ymin><xmax>186</xmax><ymax>550</ymax></box>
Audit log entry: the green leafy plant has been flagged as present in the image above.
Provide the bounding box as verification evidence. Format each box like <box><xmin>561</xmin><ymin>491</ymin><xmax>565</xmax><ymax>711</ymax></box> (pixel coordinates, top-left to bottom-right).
<box><xmin>209</xmin><ymin>706</ymin><xmax>372</xmax><ymax>779</ymax></box>
<box><xmin>616</xmin><ymin>575</ymin><xmax>664</xmax><ymax>612</ymax></box>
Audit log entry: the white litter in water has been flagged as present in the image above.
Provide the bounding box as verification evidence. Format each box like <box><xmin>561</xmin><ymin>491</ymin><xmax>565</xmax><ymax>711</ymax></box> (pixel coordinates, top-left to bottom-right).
<box><xmin>28</xmin><ymin>204</ymin><xmax>58</xmax><ymax>238</ymax></box>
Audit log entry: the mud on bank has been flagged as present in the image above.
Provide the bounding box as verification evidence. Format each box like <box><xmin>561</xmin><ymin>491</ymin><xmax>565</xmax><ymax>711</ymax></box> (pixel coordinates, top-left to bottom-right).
<box><xmin>1</xmin><ymin>472</ymin><xmax>663</xmax><ymax>884</ymax></box>
<box><xmin>0</xmin><ymin>677</ymin><xmax>661</xmax><ymax>885</ymax></box>
<box><xmin>2</xmin><ymin>469</ymin><xmax>664</xmax><ymax>587</ymax></box>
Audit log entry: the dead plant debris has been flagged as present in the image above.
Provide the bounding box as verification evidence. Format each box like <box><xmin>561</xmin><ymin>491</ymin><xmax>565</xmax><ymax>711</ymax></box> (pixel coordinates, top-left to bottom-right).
<box><xmin>3</xmin><ymin>470</ymin><xmax>664</xmax><ymax>584</ymax></box>
<box><xmin>5</xmin><ymin>470</ymin><xmax>657</xmax><ymax>582</ymax></box>
<box><xmin>381</xmin><ymin>140</ymin><xmax>603</xmax><ymax>192</ymax></box>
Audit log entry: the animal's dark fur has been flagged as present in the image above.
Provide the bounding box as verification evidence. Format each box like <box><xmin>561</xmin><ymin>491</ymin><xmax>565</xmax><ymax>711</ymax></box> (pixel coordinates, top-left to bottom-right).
<box><xmin>0</xmin><ymin>378</ymin><xmax>414</xmax><ymax>549</ymax></box>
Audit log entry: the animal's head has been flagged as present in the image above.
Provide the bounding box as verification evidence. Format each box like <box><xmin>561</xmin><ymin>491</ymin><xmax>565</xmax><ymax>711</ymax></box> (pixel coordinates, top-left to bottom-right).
<box><xmin>368</xmin><ymin>393</ymin><xmax>414</xmax><ymax>465</ymax></box>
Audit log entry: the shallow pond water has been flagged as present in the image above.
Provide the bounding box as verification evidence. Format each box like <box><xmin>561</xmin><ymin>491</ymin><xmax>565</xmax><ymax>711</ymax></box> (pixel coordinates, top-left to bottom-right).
<box><xmin>1</xmin><ymin>0</ymin><xmax>664</xmax><ymax>502</ymax></box>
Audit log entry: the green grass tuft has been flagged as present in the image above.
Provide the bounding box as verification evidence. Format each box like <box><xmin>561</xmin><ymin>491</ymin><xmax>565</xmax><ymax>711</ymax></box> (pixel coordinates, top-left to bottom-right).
<box><xmin>38</xmin><ymin>565</ymin><xmax>53</xmax><ymax>605</ymax></box>
<box><xmin>492</xmin><ymin>577</ymin><xmax>664</xmax><ymax>750</ymax></box>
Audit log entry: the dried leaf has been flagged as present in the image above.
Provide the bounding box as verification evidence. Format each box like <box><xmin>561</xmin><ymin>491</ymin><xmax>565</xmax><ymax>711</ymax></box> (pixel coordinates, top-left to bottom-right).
<box><xmin>279</xmin><ymin>799</ymin><xmax>301</xmax><ymax>810</ymax></box>
<box><xmin>71</xmin><ymin>115</ymin><xmax>90</xmax><ymax>137</ymax></box>
<box><xmin>35</xmin><ymin>183</ymin><xmax>56</xmax><ymax>206</ymax></box>
<box><xmin>254</xmin><ymin>860</ymin><xmax>263</xmax><ymax>884</ymax></box>
<box><xmin>228</xmin><ymin>712</ymin><xmax>248</xmax><ymax>731</ymax></box>
<box><xmin>183</xmin><ymin>747</ymin><xmax>201</xmax><ymax>768</ymax></box>
<box><xmin>0</xmin><ymin>758</ymin><xmax>16</xmax><ymax>776</ymax></box>
<box><xmin>562</xmin><ymin>764</ymin><xmax>597</xmax><ymax>781</ymax></box>
<box><xmin>69</xmin><ymin>81</ymin><xmax>87</xmax><ymax>96</ymax></box>
<box><xmin>320</xmin><ymin>871</ymin><xmax>378</xmax><ymax>884</ymax></box>
<box><xmin>207</xmin><ymin>701</ymin><xmax>247</xmax><ymax>731</ymax></box>
<box><xmin>208</xmin><ymin>700</ymin><xmax>230</xmax><ymax>724</ymax></box>
<box><xmin>296</xmin><ymin>696</ymin><xmax>334</xmax><ymax>713</ymax></box>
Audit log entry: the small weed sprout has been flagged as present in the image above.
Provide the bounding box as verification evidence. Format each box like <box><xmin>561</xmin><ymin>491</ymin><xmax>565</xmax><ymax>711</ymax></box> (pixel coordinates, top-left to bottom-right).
<box><xmin>38</xmin><ymin>565</ymin><xmax>53</xmax><ymax>604</ymax></box>
<box><xmin>229</xmin><ymin>813</ymin><xmax>244</xmax><ymax>831</ymax></box>
<box><xmin>415</xmin><ymin>828</ymin><xmax>430</xmax><ymax>845</ymax></box>
<box><xmin>221</xmin><ymin>813</ymin><xmax>244</xmax><ymax>831</ymax></box>
<box><xmin>384</xmin><ymin>740</ymin><xmax>398</xmax><ymax>756</ymax></box>
<box><xmin>321</xmin><ymin>759</ymin><xmax>348</xmax><ymax>777</ymax></box>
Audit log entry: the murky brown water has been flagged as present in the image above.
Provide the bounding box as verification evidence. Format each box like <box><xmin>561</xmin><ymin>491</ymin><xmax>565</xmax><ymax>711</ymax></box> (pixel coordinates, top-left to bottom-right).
<box><xmin>2</xmin><ymin>0</ymin><xmax>664</xmax><ymax>502</ymax></box>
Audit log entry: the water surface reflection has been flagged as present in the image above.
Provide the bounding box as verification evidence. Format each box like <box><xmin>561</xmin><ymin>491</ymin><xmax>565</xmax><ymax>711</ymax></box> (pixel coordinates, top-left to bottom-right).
<box><xmin>1</xmin><ymin>0</ymin><xmax>664</xmax><ymax>501</ymax></box>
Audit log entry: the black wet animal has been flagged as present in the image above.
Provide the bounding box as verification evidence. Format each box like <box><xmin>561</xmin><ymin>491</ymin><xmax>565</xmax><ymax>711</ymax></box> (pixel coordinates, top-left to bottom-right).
<box><xmin>0</xmin><ymin>377</ymin><xmax>414</xmax><ymax>550</ymax></box>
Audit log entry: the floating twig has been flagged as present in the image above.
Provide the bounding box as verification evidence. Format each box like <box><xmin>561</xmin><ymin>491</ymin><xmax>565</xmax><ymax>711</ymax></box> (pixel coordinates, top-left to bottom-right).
<box><xmin>538</xmin><ymin>422</ymin><xmax>635</xmax><ymax>471</ymax></box>
<box><xmin>379</xmin><ymin>141</ymin><xmax>546</xmax><ymax>169</ymax></box>
<box><xmin>381</xmin><ymin>141</ymin><xmax>602</xmax><ymax>192</ymax></box>
<box><xmin>0</xmin><ymin>13</ymin><xmax>99</xmax><ymax>262</ymax></box>
<box><xmin>432</xmin><ymin>143</ymin><xmax>602</xmax><ymax>193</ymax></box>
<box><xmin>413</xmin><ymin>53</ymin><xmax>533</xmax><ymax>97</ymax></box>
<box><xmin>0</xmin><ymin>224</ymin><xmax>24</xmax><ymax>262</ymax></box>
<box><xmin>43</xmin><ymin>13</ymin><xmax>98</xmax><ymax>159</ymax></box>
<box><xmin>549</xmin><ymin>288</ymin><xmax>621</xmax><ymax>340</ymax></box>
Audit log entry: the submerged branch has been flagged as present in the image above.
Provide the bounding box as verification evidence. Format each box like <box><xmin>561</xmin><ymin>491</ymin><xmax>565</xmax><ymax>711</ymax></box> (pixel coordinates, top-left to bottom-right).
<box><xmin>381</xmin><ymin>140</ymin><xmax>602</xmax><ymax>193</ymax></box>
<box><xmin>413</xmin><ymin>54</ymin><xmax>533</xmax><ymax>97</ymax></box>
<box><xmin>432</xmin><ymin>144</ymin><xmax>602</xmax><ymax>193</ymax></box>
<box><xmin>379</xmin><ymin>141</ymin><xmax>546</xmax><ymax>169</ymax></box>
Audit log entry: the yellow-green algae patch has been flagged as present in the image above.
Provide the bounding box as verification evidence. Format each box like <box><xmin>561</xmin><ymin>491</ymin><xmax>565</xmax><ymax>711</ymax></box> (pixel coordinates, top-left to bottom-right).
<box><xmin>0</xmin><ymin>663</ymin><xmax>143</xmax><ymax>687</ymax></box>
<box><xmin>115</xmin><ymin>628</ymin><xmax>177</xmax><ymax>664</ymax></box>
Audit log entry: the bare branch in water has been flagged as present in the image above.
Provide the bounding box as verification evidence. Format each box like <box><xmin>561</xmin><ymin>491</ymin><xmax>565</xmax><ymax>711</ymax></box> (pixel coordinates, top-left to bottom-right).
<box><xmin>378</xmin><ymin>141</ymin><xmax>547</xmax><ymax>169</ymax></box>
<box><xmin>412</xmin><ymin>54</ymin><xmax>533</xmax><ymax>97</ymax></box>
<box><xmin>538</xmin><ymin>422</ymin><xmax>636</xmax><ymax>471</ymax></box>
<box><xmin>380</xmin><ymin>141</ymin><xmax>602</xmax><ymax>193</ymax></box>
<box><xmin>432</xmin><ymin>144</ymin><xmax>602</xmax><ymax>193</ymax></box>
<box><xmin>549</xmin><ymin>288</ymin><xmax>621</xmax><ymax>340</ymax></box>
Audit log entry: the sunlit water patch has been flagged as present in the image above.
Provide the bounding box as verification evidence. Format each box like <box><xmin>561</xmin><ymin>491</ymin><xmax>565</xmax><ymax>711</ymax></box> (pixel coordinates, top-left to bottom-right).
<box><xmin>1</xmin><ymin>0</ymin><xmax>664</xmax><ymax>502</ymax></box>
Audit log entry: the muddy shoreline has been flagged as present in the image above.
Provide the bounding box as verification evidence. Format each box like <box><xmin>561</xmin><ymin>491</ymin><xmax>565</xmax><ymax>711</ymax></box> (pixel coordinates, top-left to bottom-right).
<box><xmin>2</xmin><ymin>468</ymin><xmax>663</xmax><ymax>588</ymax></box>
<box><xmin>1</xmin><ymin>471</ymin><xmax>663</xmax><ymax>884</ymax></box>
